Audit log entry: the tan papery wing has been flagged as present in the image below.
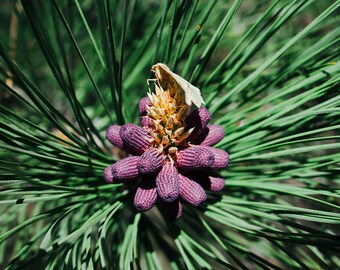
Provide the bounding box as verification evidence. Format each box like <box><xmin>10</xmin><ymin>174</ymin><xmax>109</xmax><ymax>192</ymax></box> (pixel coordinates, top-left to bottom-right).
<box><xmin>153</xmin><ymin>63</ymin><xmax>204</xmax><ymax>107</ymax></box>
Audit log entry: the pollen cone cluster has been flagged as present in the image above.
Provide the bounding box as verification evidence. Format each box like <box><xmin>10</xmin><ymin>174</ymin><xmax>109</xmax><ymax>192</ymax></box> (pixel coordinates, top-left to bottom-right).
<box><xmin>104</xmin><ymin>79</ymin><xmax>229</xmax><ymax>220</ymax></box>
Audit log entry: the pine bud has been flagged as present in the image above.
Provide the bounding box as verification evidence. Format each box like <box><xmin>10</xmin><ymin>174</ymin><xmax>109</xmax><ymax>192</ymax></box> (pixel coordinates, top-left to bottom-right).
<box><xmin>195</xmin><ymin>172</ymin><xmax>225</xmax><ymax>192</ymax></box>
<box><xmin>138</xmin><ymin>148</ymin><xmax>165</xmax><ymax>174</ymax></box>
<box><xmin>202</xmin><ymin>146</ymin><xmax>229</xmax><ymax>169</ymax></box>
<box><xmin>176</xmin><ymin>146</ymin><xmax>214</xmax><ymax>170</ymax></box>
<box><xmin>139</xmin><ymin>96</ymin><xmax>151</xmax><ymax>116</ymax></box>
<box><xmin>105</xmin><ymin>125</ymin><xmax>124</xmax><ymax>149</ymax></box>
<box><xmin>140</xmin><ymin>116</ymin><xmax>153</xmax><ymax>127</ymax></box>
<box><xmin>156</xmin><ymin>161</ymin><xmax>179</xmax><ymax>202</ymax></box>
<box><xmin>120</xmin><ymin>124</ymin><xmax>152</xmax><ymax>155</ymax></box>
<box><xmin>134</xmin><ymin>179</ymin><xmax>157</xmax><ymax>211</ymax></box>
<box><xmin>209</xmin><ymin>176</ymin><xmax>225</xmax><ymax>191</ymax></box>
<box><xmin>103</xmin><ymin>164</ymin><xmax>120</xmax><ymax>183</ymax></box>
<box><xmin>111</xmin><ymin>156</ymin><xmax>139</xmax><ymax>179</ymax></box>
<box><xmin>185</xmin><ymin>107</ymin><xmax>211</xmax><ymax>141</ymax></box>
<box><xmin>179</xmin><ymin>173</ymin><xmax>206</xmax><ymax>206</ymax></box>
<box><xmin>194</xmin><ymin>124</ymin><xmax>224</xmax><ymax>146</ymax></box>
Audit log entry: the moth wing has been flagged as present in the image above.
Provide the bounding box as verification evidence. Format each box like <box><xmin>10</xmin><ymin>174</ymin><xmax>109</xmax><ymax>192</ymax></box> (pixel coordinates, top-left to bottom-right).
<box><xmin>169</xmin><ymin>72</ymin><xmax>204</xmax><ymax>107</ymax></box>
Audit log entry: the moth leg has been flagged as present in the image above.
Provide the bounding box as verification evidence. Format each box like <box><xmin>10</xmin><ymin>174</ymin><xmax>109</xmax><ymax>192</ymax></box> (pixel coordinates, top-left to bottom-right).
<box><xmin>147</xmin><ymin>79</ymin><xmax>161</xmax><ymax>93</ymax></box>
<box><xmin>147</xmin><ymin>79</ymin><xmax>157</xmax><ymax>88</ymax></box>
<box><xmin>147</xmin><ymin>79</ymin><xmax>157</xmax><ymax>92</ymax></box>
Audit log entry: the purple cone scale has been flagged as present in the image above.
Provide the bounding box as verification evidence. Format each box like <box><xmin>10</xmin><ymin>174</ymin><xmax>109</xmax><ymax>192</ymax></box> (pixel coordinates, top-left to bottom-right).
<box><xmin>202</xmin><ymin>146</ymin><xmax>229</xmax><ymax>169</ymax></box>
<box><xmin>104</xmin><ymin>94</ymin><xmax>229</xmax><ymax>219</ymax></box>
<box><xmin>177</xmin><ymin>146</ymin><xmax>214</xmax><ymax>170</ymax></box>
<box><xmin>195</xmin><ymin>172</ymin><xmax>225</xmax><ymax>192</ymax></box>
<box><xmin>139</xmin><ymin>96</ymin><xmax>151</xmax><ymax>116</ymax></box>
<box><xmin>185</xmin><ymin>107</ymin><xmax>211</xmax><ymax>141</ymax></box>
<box><xmin>111</xmin><ymin>156</ymin><xmax>139</xmax><ymax>179</ymax></box>
<box><xmin>138</xmin><ymin>147</ymin><xmax>165</xmax><ymax>174</ymax></box>
<box><xmin>106</xmin><ymin>125</ymin><xmax>124</xmax><ymax>149</ymax></box>
<box><xmin>134</xmin><ymin>179</ymin><xmax>158</xmax><ymax>211</ymax></box>
<box><xmin>120</xmin><ymin>123</ymin><xmax>152</xmax><ymax>155</ymax></box>
<box><xmin>209</xmin><ymin>176</ymin><xmax>225</xmax><ymax>192</ymax></box>
<box><xmin>179</xmin><ymin>173</ymin><xmax>206</xmax><ymax>206</ymax></box>
<box><xmin>156</xmin><ymin>161</ymin><xmax>179</xmax><ymax>202</ymax></box>
<box><xmin>140</xmin><ymin>116</ymin><xmax>153</xmax><ymax>127</ymax></box>
<box><xmin>103</xmin><ymin>164</ymin><xmax>118</xmax><ymax>183</ymax></box>
<box><xmin>194</xmin><ymin>124</ymin><xmax>225</xmax><ymax>146</ymax></box>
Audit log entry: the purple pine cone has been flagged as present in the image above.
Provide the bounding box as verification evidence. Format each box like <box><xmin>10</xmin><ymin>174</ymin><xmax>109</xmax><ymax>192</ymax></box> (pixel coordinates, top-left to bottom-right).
<box><xmin>139</xmin><ymin>96</ymin><xmax>151</xmax><ymax>116</ymax></box>
<box><xmin>179</xmin><ymin>173</ymin><xmax>206</xmax><ymax>206</ymax></box>
<box><xmin>105</xmin><ymin>125</ymin><xmax>124</xmax><ymax>149</ymax></box>
<box><xmin>103</xmin><ymin>164</ymin><xmax>120</xmax><ymax>183</ymax></box>
<box><xmin>176</xmin><ymin>146</ymin><xmax>214</xmax><ymax>170</ymax></box>
<box><xmin>120</xmin><ymin>123</ymin><xmax>152</xmax><ymax>155</ymax></box>
<box><xmin>202</xmin><ymin>146</ymin><xmax>229</xmax><ymax>169</ymax></box>
<box><xmin>140</xmin><ymin>116</ymin><xmax>153</xmax><ymax>127</ymax></box>
<box><xmin>138</xmin><ymin>147</ymin><xmax>165</xmax><ymax>174</ymax></box>
<box><xmin>134</xmin><ymin>179</ymin><xmax>157</xmax><ymax>211</ymax></box>
<box><xmin>185</xmin><ymin>107</ymin><xmax>211</xmax><ymax>141</ymax></box>
<box><xmin>193</xmin><ymin>125</ymin><xmax>224</xmax><ymax>146</ymax></box>
<box><xmin>162</xmin><ymin>200</ymin><xmax>182</xmax><ymax>220</ymax></box>
<box><xmin>111</xmin><ymin>156</ymin><xmax>139</xmax><ymax>180</ymax></box>
<box><xmin>156</xmin><ymin>161</ymin><xmax>179</xmax><ymax>202</ymax></box>
<box><xmin>104</xmin><ymin>95</ymin><xmax>229</xmax><ymax>217</ymax></box>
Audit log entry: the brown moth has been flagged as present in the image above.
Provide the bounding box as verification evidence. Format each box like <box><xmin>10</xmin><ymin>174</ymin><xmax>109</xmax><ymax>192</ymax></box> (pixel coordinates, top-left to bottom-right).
<box><xmin>151</xmin><ymin>63</ymin><xmax>204</xmax><ymax>108</ymax></box>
